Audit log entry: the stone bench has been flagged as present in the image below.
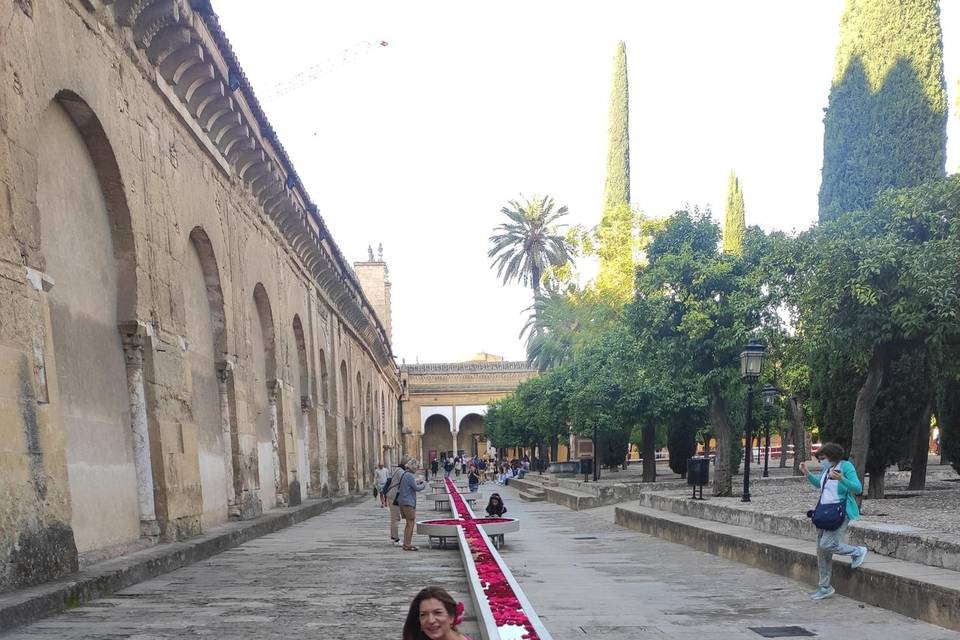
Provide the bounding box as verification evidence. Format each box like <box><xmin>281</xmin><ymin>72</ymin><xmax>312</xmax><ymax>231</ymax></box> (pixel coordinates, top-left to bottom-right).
<box><xmin>432</xmin><ymin>493</ymin><xmax>480</xmax><ymax>511</ymax></box>
<box><xmin>417</xmin><ymin>518</ymin><xmax>518</xmax><ymax>550</ymax></box>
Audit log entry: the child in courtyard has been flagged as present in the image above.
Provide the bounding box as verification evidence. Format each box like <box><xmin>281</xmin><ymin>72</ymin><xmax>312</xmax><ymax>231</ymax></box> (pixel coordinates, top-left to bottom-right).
<box><xmin>485</xmin><ymin>493</ymin><xmax>507</xmax><ymax>517</ymax></box>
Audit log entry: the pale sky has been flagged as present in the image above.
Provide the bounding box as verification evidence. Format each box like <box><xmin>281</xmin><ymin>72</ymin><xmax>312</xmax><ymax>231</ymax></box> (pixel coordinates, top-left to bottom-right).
<box><xmin>212</xmin><ymin>1</ymin><xmax>960</xmax><ymax>364</ymax></box>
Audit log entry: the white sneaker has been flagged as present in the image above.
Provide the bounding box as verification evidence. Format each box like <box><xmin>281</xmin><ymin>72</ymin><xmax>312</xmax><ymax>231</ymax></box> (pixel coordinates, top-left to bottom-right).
<box><xmin>851</xmin><ymin>547</ymin><xmax>868</xmax><ymax>569</ymax></box>
<box><xmin>811</xmin><ymin>587</ymin><xmax>835</xmax><ymax>601</ymax></box>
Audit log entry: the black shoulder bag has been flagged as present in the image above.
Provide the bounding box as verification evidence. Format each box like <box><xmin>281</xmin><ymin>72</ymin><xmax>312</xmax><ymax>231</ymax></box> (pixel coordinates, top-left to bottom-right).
<box><xmin>807</xmin><ymin>465</ymin><xmax>846</xmax><ymax>531</ymax></box>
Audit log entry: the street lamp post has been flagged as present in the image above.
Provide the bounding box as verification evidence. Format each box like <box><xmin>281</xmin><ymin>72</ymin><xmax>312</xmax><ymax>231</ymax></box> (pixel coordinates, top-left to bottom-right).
<box><xmin>740</xmin><ymin>340</ymin><xmax>766</xmax><ymax>503</ymax></box>
<box><xmin>761</xmin><ymin>384</ymin><xmax>777</xmax><ymax>478</ymax></box>
<box><xmin>593</xmin><ymin>422</ymin><xmax>600</xmax><ymax>482</ymax></box>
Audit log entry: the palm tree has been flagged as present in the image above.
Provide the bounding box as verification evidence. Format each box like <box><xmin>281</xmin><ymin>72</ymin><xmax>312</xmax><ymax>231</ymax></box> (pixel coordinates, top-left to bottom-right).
<box><xmin>488</xmin><ymin>195</ymin><xmax>573</xmax><ymax>300</ymax></box>
<box><xmin>520</xmin><ymin>287</ymin><xmax>581</xmax><ymax>371</ymax></box>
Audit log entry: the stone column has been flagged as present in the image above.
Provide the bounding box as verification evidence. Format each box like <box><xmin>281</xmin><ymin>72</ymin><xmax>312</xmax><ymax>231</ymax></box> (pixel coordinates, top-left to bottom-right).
<box><xmin>119</xmin><ymin>323</ymin><xmax>160</xmax><ymax>539</ymax></box>
<box><xmin>267</xmin><ymin>379</ymin><xmax>284</xmax><ymax>506</ymax></box>
<box><xmin>216</xmin><ymin>361</ymin><xmax>238</xmax><ymax>516</ymax></box>
<box><xmin>301</xmin><ymin>394</ymin><xmax>315</xmax><ymax>494</ymax></box>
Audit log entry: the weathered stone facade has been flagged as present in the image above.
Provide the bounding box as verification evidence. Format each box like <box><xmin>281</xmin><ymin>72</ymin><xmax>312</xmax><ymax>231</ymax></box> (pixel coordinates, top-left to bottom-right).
<box><xmin>400</xmin><ymin>361</ymin><xmax>537</xmax><ymax>462</ymax></box>
<box><xmin>0</xmin><ymin>0</ymin><xmax>401</xmax><ymax>593</ymax></box>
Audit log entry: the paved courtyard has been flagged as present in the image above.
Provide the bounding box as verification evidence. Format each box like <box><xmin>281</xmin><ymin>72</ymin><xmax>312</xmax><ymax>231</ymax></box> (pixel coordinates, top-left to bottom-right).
<box><xmin>3</xmin><ymin>486</ymin><xmax>959</xmax><ymax>640</ymax></box>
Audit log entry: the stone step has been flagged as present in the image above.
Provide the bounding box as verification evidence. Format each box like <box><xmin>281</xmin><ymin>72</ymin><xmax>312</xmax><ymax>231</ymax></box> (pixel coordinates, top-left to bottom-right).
<box><xmin>637</xmin><ymin>491</ymin><xmax>960</xmax><ymax>573</ymax></box>
<box><xmin>519</xmin><ymin>491</ymin><xmax>546</xmax><ymax>502</ymax></box>
<box><xmin>615</xmin><ymin>504</ymin><xmax>960</xmax><ymax>632</ymax></box>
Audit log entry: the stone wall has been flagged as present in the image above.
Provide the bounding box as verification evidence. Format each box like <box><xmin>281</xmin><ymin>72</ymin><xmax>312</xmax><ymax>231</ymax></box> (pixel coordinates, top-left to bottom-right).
<box><xmin>0</xmin><ymin>0</ymin><xmax>401</xmax><ymax>593</ymax></box>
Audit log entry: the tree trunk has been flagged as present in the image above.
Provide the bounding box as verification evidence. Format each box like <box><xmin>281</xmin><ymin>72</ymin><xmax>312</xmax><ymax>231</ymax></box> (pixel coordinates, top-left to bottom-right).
<box><xmin>642</xmin><ymin>423</ymin><xmax>656</xmax><ymax>482</ymax></box>
<box><xmin>867</xmin><ymin>473</ymin><xmax>885</xmax><ymax>499</ymax></box>
<box><xmin>779</xmin><ymin>425</ymin><xmax>789</xmax><ymax>468</ymax></box>
<box><xmin>550</xmin><ymin>434</ymin><xmax>559</xmax><ymax>463</ymax></box>
<box><xmin>788</xmin><ymin>394</ymin><xmax>806</xmax><ymax>476</ymax></box>
<box><xmin>850</xmin><ymin>346</ymin><xmax>889</xmax><ymax>486</ymax></box>
<box><xmin>908</xmin><ymin>398</ymin><xmax>934</xmax><ymax>490</ymax></box>
<box><xmin>710</xmin><ymin>393</ymin><xmax>733</xmax><ymax>496</ymax></box>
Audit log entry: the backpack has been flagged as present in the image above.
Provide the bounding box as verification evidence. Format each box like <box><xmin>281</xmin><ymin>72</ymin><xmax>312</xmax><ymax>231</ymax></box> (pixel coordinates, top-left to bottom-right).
<box><xmin>383</xmin><ymin>468</ymin><xmax>405</xmax><ymax>503</ymax></box>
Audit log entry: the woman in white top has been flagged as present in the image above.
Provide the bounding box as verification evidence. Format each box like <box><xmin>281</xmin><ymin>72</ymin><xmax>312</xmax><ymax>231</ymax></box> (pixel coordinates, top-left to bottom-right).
<box><xmin>373</xmin><ymin>463</ymin><xmax>390</xmax><ymax>508</ymax></box>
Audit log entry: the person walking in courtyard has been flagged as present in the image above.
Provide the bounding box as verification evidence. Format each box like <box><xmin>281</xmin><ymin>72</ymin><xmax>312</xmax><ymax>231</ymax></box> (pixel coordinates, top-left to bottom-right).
<box><xmin>467</xmin><ymin>465</ymin><xmax>480</xmax><ymax>494</ymax></box>
<box><xmin>403</xmin><ymin>586</ymin><xmax>472</xmax><ymax>640</ymax></box>
<box><xmin>444</xmin><ymin>458</ymin><xmax>453</xmax><ymax>478</ymax></box>
<box><xmin>397</xmin><ymin>457</ymin><xmax>427</xmax><ymax>551</ymax></box>
<box><xmin>454</xmin><ymin>456</ymin><xmax>462</xmax><ymax>477</ymax></box>
<box><xmin>800</xmin><ymin>442</ymin><xmax>868</xmax><ymax>600</ymax></box>
<box><xmin>384</xmin><ymin>462</ymin><xmax>407</xmax><ymax>545</ymax></box>
<box><xmin>430</xmin><ymin>457</ymin><xmax>439</xmax><ymax>481</ymax></box>
<box><xmin>374</xmin><ymin>462</ymin><xmax>389</xmax><ymax>508</ymax></box>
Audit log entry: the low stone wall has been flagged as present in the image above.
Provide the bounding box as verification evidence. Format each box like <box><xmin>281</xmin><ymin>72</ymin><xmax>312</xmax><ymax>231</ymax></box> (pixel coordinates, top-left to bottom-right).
<box><xmin>638</xmin><ymin>491</ymin><xmax>960</xmax><ymax>572</ymax></box>
<box><xmin>615</xmin><ymin>506</ymin><xmax>960</xmax><ymax>632</ymax></box>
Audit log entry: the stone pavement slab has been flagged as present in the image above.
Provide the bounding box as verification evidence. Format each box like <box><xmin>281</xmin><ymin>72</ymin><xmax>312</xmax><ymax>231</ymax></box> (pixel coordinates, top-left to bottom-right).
<box><xmin>0</xmin><ymin>494</ymin><xmax>363</xmax><ymax>634</ymax></box>
<box><xmin>6</xmin><ymin>481</ymin><xmax>959</xmax><ymax>640</ymax></box>
<box><xmin>495</xmin><ymin>484</ymin><xmax>960</xmax><ymax>640</ymax></box>
<box><xmin>0</xmin><ymin>493</ymin><xmax>478</xmax><ymax>639</ymax></box>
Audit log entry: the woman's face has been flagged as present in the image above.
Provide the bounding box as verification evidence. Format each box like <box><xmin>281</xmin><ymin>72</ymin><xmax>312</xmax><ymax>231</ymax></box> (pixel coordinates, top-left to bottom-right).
<box><xmin>419</xmin><ymin>598</ymin><xmax>454</xmax><ymax>639</ymax></box>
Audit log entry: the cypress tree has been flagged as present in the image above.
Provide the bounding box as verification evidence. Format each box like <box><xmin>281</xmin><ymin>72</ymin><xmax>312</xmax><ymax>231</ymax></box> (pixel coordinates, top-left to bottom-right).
<box><xmin>818</xmin><ymin>0</ymin><xmax>947</xmax><ymax>222</ymax></box>
<box><xmin>722</xmin><ymin>171</ymin><xmax>745</xmax><ymax>256</ymax></box>
<box><xmin>603</xmin><ymin>41</ymin><xmax>630</xmax><ymax>210</ymax></box>
<box><xmin>595</xmin><ymin>41</ymin><xmax>635</xmax><ymax>305</ymax></box>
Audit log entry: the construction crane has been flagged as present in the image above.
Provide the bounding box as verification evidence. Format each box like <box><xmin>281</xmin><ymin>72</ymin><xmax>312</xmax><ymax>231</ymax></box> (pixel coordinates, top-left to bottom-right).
<box><xmin>265</xmin><ymin>40</ymin><xmax>389</xmax><ymax>98</ymax></box>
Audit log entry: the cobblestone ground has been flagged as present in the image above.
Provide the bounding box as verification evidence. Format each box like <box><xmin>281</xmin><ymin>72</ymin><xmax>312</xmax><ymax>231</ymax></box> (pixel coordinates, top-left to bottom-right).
<box><xmin>497</xmin><ymin>484</ymin><xmax>960</xmax><ymax>640</ymax></box>
<box><xmin>4</xmin><ymin>482</ymin><xmax>960</xmax><ymax>640</ymax></box>
<box><xmin>1</xmin><ymin>493</ymin><xmax>477</xmax><ymax>640</ymax></box>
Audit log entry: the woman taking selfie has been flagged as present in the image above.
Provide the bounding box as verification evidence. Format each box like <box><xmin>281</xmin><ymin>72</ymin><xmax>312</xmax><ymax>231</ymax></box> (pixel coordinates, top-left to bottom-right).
<box><xmin>800</xmin><ymin>442</ymin><xmax>868</xmax><ymax>601</ymax></box>
<box><xmin>402</xmin><ymin>587</ymin><xmax>472</xmax><ymax>640</ymax></box>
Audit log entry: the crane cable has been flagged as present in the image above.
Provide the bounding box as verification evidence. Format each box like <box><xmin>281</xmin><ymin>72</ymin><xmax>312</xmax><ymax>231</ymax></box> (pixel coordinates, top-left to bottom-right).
<box><xmin>265</xmin><ymin>40</ymin><xmax>389</xmax><ymax>98</ymax></box>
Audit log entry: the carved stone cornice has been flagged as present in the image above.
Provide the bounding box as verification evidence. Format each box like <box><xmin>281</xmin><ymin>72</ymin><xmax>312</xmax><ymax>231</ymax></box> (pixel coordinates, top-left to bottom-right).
<box><xmin>402</xmin><ymin>361</ymin><xmax>536</xmax><ymax>375</ymax></box>
<box><xmin>104</xmin><ymin>0</ymin><xmax>395</xmax><ymax>374</ymax></box>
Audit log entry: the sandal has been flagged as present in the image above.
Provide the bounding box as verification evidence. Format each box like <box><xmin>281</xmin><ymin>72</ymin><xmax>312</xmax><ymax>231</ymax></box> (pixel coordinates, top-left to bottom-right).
<box><xmin>402</xmin><ymin>546</ymin><xmax>419</xmax><ymax>551</ymax></box>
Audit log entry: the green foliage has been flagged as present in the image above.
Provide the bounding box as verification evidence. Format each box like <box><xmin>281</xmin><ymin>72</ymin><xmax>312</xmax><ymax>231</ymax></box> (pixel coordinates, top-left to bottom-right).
<box><xmin>485</xmin><ymin>368</ymin><xmax>571</xmax><ymax>450</ymax></box>
<box><xmin>488</xmin><ymin>195</ymin><xmax>574</xmax><ymax>295</ymax></box>
<box><xmin>801</xmin><ymin>176</ymin><xmax>960</xmax><ymax>483</ymax></box>
<box><xmin>522</xmin><ymin>286</ymin><xmax>616</xmax><ymax>371</ymax></box>
<box><xmin>628</xmin><ymin>209</ymin><xmax>770</xmax><ymax>494</ymax></box>
<box><xmin>603</xmin><ymin>41</ymin><xmax>630</xmax><ymax>211</ymax></box>
<box><xmin>818</xmin><ymin>0</ymin><xmax>947</xmax><ymax>221</ymax></box>
<box><xmin>595</xmin><ymin>202</ymin><xmax>640</xmax><ymax>306</ymax></box>
<box><xmin>722</xmin><ymin>171</ymin><xmax>746</xmax><ymax>256</ymax></box>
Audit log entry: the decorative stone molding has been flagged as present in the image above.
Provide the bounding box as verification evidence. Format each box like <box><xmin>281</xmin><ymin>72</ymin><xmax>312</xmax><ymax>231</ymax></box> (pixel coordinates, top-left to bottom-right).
<box><xmin>403</xmin><ymin>361</ymin><xmax>535</xmax><ymax>375</ymax></box>
<box><xmin>107</xmin><ymin>1</ymin><xmax>394</xmax><ymax>372</ymax></box>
